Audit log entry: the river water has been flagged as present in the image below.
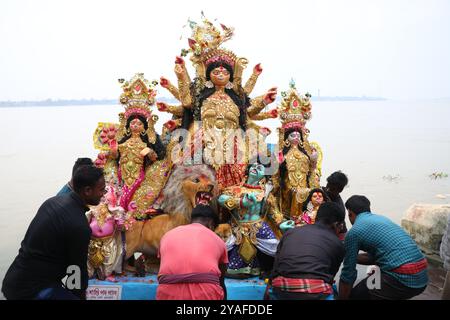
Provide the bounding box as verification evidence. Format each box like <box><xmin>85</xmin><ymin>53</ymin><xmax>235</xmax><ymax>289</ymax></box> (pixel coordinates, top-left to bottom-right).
<box><xmin>1</xmin><ymin>100</ymin><xmax>449</xmax><ymax>297</ymax></box>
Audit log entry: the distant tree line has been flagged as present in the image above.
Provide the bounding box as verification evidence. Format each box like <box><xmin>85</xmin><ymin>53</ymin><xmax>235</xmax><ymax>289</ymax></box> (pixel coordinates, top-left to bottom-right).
<box><xmin>0</xmin><ymin>96</ymin><xmax>386</xmax><ymax>108</ymax></box>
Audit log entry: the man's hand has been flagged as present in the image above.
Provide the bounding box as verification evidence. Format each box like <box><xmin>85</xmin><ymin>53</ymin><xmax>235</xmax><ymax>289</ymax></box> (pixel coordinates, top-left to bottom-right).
<box><xmin>357</xmin><ymin>252</ymin><xmax>376</xmax><ymax>265</ymax></box>
<box><xmin>338</xmin><ymin>280</ymin><xmax>353</xmax><ymax>300</ymax></box>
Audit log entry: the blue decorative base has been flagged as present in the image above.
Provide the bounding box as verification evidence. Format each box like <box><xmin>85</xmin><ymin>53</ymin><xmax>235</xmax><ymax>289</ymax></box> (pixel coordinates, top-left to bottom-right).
<box><xmin>87</xmin><ymin>273</ymin><xmax>267</xmax><ymax>300</ymax></box>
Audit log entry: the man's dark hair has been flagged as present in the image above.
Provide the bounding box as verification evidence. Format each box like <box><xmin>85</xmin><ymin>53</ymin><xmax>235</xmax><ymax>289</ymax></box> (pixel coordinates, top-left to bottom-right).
<box><xmin>326</xmin><ymin>171</ymin><xmax>348</xmax><ymax>191</ymax></box>
<box><xmin>316</xmin><ymin>202</ymin><xmax>345</xmax><ymax>225</ymax></box>
<box><xmin>72</xmin><ymin>165</ymin><xmax>104</xmax><ymax>193</ymax></box>
<box><xmin>345</xmin><ymin>195</ymin><xmax>371</xmax><ymax>215</ymax></box>
<box><xmin>72</xmin><ymin>158</ymin><xmax>94</xmax><ymax>177</ymax></box>
<box><xmin>191</xmin><ymin>204</ymin><xmax>219</xmax><ymax>228</ymax></box>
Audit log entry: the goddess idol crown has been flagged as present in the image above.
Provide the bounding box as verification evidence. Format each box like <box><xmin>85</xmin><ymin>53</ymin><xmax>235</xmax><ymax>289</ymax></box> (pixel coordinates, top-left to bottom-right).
<box><xmin>277</xmin><ymin>80</ymin><xmax>314</xmax><ymax>151</ymax></box>
<box><xmin>279</xmin><ymin>80</ymin><xmax>312</xmax><ymax>132</ymax></box>
<box><xmin>116</xmin><ymin>73</ymin><xmax>159</xmax><ymax>143</ymax></box>
<box><xmin>181</xmin><ymin>15</ymin><xmax>248</xmax><ymax>88</ymax></box>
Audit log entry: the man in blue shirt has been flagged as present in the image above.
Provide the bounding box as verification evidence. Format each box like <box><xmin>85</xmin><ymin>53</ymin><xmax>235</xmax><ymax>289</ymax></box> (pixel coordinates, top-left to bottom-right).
<box><xmin>57</xmin><ymin>157</ymin><xmax>93</xmax><ymax>195</ymax></box>
<box><xmin>339</xmin><ymin>195</ymin><xmax>428</xmax><ymax>300</ymax></box>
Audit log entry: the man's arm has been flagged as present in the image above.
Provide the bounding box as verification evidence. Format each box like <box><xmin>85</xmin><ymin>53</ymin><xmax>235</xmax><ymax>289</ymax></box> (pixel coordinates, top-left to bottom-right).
<box><xmin>65</xmin><ymin>225</ymin><xmax>91</xmax><ymax>299</ymax></box>
<box><xmin>330</xmin><ymin>245</ymin><xmax>345</xmax><ymax>280</ymax></box>
<box><xmin>338</xmin><ymin>231</ymin><xmax>360</xmax><ymax>300</ymax></box>
<box><xmin>357</xmin><ymin>252</ymin><xmax>376</xmax><ymax>265</ymax></box>
<box><xmin>271</xmin><ymin>232</ymin><xmax>286</xmax><ymax>278</ymax></box>
<box><xmin>338</xmin><ymin>281</ymin><xmax>353</xmax><ymax>300</ymax></box>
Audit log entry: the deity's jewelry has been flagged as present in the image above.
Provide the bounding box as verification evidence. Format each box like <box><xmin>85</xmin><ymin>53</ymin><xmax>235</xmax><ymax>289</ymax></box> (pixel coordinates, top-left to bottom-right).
<box><xmin>307</xmin><ymin>201</ymin><xmax>314</xmax><ymax>213</ymax></box>
<box><xmin>284</xmin><ymin>139</ymin><xmax>291</xmax><ymax>147</ymax></box>
<box><xmin>225</xmin><ymin>81</ymin><xmax>234</xmax><ymax>90</ymax></box>
<box><xmin>140</xmin><ymin>130</ymin><xmax>146</xmax><ymax>136</ymax></box>
<box><xmin>126</xmin><ymin>128</ymin><xmax>131</xmax><ymax>135</ymax></box>
<box><xmin>205</xmin><ymin>80</ymin><xmax>214</xmax><ymax>88</ymax></box>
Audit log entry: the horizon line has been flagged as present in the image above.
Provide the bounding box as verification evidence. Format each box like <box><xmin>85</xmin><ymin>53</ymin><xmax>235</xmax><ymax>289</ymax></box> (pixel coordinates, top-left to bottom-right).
<box><xmin>0</xmin><ymin>95</ymin><xmax>389</xmax><ymax>104</ymax></box>
<box><xmin>2</xmin><ymin>96</ymin><xmax>450</xmax><ymax>107</ymax></box>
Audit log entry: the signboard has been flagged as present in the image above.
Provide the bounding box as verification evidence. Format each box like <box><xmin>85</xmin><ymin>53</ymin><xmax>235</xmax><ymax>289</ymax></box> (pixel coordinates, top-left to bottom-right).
<box><xmin>86</xmin><ymin>285</ymin><xmax>122</xmax><ymax>300</ymax></box>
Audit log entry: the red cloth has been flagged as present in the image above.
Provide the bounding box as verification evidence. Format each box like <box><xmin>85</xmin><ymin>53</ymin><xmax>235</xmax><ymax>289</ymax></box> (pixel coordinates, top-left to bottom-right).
<box><xmin>216</xmin><ymin>164</ymin><xmax>247</xmax><ymax>191</ymax></box>
<box><xmin>156</xmin><ymin>223</ymin><xmax>228</xmax><ymax>300</ymax></box>
<box><xmin>391</xmin><ymin>258</ymin><xmax>428</xmax><ymax>275</ymax></box>
<box><xmin>272</xmin><ymin>276</ymin><xmax>333</xmax><ymax>294</ymax></box>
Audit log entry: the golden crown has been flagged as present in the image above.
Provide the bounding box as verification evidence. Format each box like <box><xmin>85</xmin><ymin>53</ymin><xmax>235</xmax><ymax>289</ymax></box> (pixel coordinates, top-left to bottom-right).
<box><xmin>279</xmin><ymin>80</ymin><xmax>312</xmax><ymax>131</ymax></box>
<box><xmin>118</xmin><ymin>73</ymin><xmax>158</xmax><ymax>120</ymax></box>
<box><xmin>180</xmin><ymin>15</ymin><xmax>248</xmax><ymax>84</ymax></box>
<box><xmin>203</xmin><ymin>48</ymin><xmax>237</xmax><ymax>67</ymax></box>
<box><xmin>183</xmin><ymin>15</ymin><xmax>234</xmax><ymax>58</ymax></box>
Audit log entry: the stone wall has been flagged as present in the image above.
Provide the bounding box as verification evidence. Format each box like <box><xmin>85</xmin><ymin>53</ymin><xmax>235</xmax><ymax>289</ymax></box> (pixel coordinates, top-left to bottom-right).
<box><xmin>401</xmin><ymin>204</ymin><xmax>450</xmax><ymax>266</ymax></box>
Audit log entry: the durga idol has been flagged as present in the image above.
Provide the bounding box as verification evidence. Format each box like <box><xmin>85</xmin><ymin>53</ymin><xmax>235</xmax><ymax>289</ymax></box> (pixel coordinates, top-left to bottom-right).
<box><xmin>156</xmin><ymin>17</ymin><xmax>278</xmax><ymax>191</ymax></box>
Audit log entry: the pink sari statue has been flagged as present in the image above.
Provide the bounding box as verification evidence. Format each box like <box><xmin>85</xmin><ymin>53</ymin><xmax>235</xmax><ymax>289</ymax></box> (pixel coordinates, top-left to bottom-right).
<box><xmin>296</xmin><ymin>188</ymin><xmax>326</xmax><ymax>226</ymax></box>
<box><xmin>86</xmin><ymin>184</ymin><xmax>133</xmax><ymax>280</ymax></box>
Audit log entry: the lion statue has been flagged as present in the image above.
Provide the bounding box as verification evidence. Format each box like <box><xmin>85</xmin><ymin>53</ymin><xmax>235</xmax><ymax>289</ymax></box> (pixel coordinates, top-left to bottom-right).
<box><xmin>123</xmin><ymin>164</ymin><xmax>218</xmax><ymax>271</ymax></box>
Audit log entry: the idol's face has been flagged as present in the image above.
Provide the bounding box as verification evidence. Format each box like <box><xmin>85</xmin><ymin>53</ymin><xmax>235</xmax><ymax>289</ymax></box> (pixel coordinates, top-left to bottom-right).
<box><xmin>288</xmin><ymin>131</ymin><xmax>301</xmax><ymax>146</ymax></box>
<box><xmin>210</xmin><ymin>66</ymin><xmax>230</xmax><ymax>87</ymax></box>
<box><xmin>130</xmin><ymin>118</ymin><xmax>145</xmax><ymax>134</ymax></box>
<box><xmin>311</xmin><ymin>192</ymin><xmax>324</xmax><ymax>207</ymax></box>
<box><xmin>248</xmin><ymin>163</ymin><xmax>265</xmax><ymax>181</ymax></box>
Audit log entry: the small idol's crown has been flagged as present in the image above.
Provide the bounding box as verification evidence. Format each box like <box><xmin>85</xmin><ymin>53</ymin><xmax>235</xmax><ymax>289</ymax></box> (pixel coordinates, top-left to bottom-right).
<box><xmin>279</xmin><ymin>80</ymin><xmax>312</xmax><ymax>130</ymax></box>
<box><xmin>118</xmin><ymin>73</ymin><xmax>158</xmax><ymax>120</ymax></box>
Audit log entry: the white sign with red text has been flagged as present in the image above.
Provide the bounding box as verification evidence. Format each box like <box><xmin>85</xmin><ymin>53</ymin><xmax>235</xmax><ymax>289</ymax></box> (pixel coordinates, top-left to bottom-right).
<box><xmin>86</xmin><ymin>285</ymin><xmax>122</xmax><ymax>300</ymax></box>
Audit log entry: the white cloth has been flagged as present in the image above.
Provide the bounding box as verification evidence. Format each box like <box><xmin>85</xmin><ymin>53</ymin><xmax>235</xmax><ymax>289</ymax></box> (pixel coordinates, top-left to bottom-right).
<box><xmin>224</xmin><ymin>233</ymin><xmax>279</xmax><ymax>257</ymax></box>
<box><xmin>225</xmin><ymin>233</ymin><xmax>236</xmax><ymax>252</ymax></box>
<box><xmin>256</xmin><ymin>238</ymin><xmax>279</xmax><ymax>257</ymax></box>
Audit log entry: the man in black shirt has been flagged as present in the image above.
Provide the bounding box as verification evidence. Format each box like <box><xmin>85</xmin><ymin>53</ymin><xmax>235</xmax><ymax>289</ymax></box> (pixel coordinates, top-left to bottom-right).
<box><xmin>2</xmin><ymin>165</ymin><xmax>105</xmax><ymax>300</ymax></box>
<box><xmin>323</xmin><ymin>171</ymin><xmax>348</xmax><ymax>212</ymax></box>
<box><xmin>271</xmin><ymin>202</ymin><xmax>346</xmax><ymax>300</ymax></box>
<box><xmin>323</xmin><ymin>171</ymin><xmax>348</xmax><ymax>240</ymax></box>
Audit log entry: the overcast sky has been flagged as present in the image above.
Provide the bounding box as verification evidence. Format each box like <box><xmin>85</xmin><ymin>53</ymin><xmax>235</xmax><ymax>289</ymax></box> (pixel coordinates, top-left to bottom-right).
<box><xmin>1</xmin><ymin>0</ymin><xmax>449</xmax><ymax>100</ymax></box>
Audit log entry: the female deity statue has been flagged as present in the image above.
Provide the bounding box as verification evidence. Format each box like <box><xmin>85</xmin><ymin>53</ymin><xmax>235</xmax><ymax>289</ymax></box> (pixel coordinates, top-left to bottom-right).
<box><xmin>93</xmin><ymin>73</ymin><xmax>173</xmax><ymax>219</ymax></box>
<box><xmin>157</xmin><ymin>17</ymin><xmax>278</xmax><ymax>191</ymax></box>
<box><xmin>271</xmin><ymin>82</ymin><xmax>322</xmax><ymax>221</ymax></box>
<box><xmin>218</xmin><ymin>163</ymin><xmax>279</xmax><ymax>277</ymax></box>
<box><xmin>87</xmin><ymin>184</ymin><xmax>133</xmax><ymax>280</ymax></box>
<box><xmin>297</xmin><ymin>188</ymin><xmax>327</xmax><ymax>225</ymax></box>
<box><xmin>111</xmin><ymin>113</ymin><xmax>166</xmax><ymax>213</ymax></box>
